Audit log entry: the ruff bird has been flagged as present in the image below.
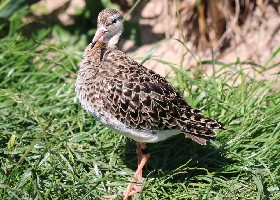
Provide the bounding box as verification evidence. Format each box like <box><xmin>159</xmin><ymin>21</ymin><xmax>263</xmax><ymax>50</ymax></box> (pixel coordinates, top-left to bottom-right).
<box><xmin>75</xmin><ymin>8</ymin><xmax>222</xmax><ymax>199</ymax></box>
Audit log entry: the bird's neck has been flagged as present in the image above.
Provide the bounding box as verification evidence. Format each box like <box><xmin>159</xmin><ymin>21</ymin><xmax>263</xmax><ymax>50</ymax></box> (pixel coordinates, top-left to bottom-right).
<box><xmin>80</xmin><ymin>32</ymin><xmax>121</xmax><ymax>70</ymax></box>
<box><xmin>79</xmin><ymin>42</ymin><xmax>103</xmax><ymax>69</ymax></box>
<box><xmin>80</xmin><ymin>40</ymin><xmax>116</xmax><ymax>71</ymax></box>
<box><xmin>107</xmin><ymin>33</ymin><xmax>121</xmax><ymax>48</ymax></box>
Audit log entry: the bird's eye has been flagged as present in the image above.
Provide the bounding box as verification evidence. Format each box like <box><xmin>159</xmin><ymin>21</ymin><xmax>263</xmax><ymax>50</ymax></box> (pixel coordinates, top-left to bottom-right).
<box><xmin>112</xmin><ymin>18</ymin><xmax>117</xmax><ymax>24</ymax></box>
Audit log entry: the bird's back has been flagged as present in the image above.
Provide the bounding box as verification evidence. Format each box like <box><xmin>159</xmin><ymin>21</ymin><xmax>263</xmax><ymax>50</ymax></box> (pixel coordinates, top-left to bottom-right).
<box><xmin>76</xmin><ymin>43</ymin><xmax>221</xmax><ymax>144</ymax></box>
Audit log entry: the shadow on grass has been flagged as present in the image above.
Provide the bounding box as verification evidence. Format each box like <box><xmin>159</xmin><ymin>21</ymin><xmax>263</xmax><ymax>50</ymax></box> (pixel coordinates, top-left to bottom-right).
<box><xmin>122</xmin><ymin>134</ymin><xmax>230</xmax><ymax>181</ymax></box>
<box><xmin>17</xmin><ymin>1</ymin><xmax>164</xmax><ymax>48</ymax></box>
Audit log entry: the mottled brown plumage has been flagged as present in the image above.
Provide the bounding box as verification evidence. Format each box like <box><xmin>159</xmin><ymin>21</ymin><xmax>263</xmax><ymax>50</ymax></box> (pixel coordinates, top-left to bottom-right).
<box><xmin>76</xmin><ymin>9</ymin><xmax>221</xmax><ymax>145</ymax></box>
<box><xmin>75</xmin><ymin>8</ymin><xmax>221</xmax><ymax>199</ymax></box>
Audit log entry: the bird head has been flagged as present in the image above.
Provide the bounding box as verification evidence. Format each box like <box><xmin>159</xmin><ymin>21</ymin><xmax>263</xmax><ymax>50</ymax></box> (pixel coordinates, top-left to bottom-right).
<box><xmin>92</xmin><ymin>9</ymin><xmax>123</xmax><ymax>48</ymax></box>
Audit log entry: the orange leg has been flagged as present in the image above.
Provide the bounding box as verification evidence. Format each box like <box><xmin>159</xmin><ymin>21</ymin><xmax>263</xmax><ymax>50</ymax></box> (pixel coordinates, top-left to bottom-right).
<box><xmin>104</xmin><ymin>143</ymin><xmax>150</xmax><ymax>200</ymax></box>
<box><xmin>123</xmin><ymin>142</ymin><xmax>150</xmax><ymax>199</ymax></box>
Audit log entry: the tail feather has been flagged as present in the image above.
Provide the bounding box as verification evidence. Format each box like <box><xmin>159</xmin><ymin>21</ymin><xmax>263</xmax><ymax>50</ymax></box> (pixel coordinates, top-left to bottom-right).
<box><xmin>182</xmin><ymin>125</ymin><xmax>217</xmax><ymax>145</ymax></box>
<box><xmin>187</xmin><ymin>134</ymin><xmax>211</xmax><ymax>145</ymax></box>
<box><xmin>178</xmin><ymin>114</ymin><xmax>222</xmax><ymax>145</ymax></box>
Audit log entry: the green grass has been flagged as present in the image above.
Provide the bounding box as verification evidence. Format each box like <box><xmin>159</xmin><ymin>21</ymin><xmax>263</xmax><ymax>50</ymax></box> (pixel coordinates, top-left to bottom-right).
<box><xmin>1</xmin><ymin>7</ymin><xmax>280</xmax><ymax>200</ymax></box>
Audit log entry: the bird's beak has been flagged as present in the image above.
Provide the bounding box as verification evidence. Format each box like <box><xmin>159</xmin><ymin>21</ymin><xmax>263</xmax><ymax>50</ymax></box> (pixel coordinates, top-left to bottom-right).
<box><xmin>92</xmin><ymin>26</ymin><xmax>107</xmax><ymax>46</ymax></box>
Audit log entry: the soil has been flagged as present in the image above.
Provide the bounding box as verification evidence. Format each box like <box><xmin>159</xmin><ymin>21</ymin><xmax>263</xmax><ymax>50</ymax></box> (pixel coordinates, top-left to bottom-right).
<box><xmin>34</xmin><ymin>0</ymin><xmax>280</xmax><ymax>88</ymax></box>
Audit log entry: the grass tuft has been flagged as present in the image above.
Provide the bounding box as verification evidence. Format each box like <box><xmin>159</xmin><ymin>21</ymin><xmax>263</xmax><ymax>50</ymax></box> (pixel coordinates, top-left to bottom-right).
<box><xmin>0</xmin><ymin>6</ymin><xmax>280</xmax><ymax>200</ymax></box>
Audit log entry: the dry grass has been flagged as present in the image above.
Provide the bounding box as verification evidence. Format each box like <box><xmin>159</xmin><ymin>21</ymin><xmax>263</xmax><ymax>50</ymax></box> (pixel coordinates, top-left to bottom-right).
<box><xmin>0</xmin><ymin>1</ymin><xmax>280</xmax><ymax>199</ymax></box>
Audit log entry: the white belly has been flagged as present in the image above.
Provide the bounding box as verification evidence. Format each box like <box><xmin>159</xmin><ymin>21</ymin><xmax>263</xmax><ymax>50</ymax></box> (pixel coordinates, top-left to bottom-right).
<box><xmin>76</xmin><ymin>90</ymin><xmax>180</xmax><ymax>143</ymax></box>
<box><xmin>94</xmin><ymin>111</ymin><xmax>181</xmax><ymax>143</ymax></box>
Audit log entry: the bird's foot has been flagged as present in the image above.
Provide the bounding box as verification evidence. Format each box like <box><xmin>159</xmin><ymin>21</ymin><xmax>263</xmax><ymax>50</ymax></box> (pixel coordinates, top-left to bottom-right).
<box><xmin>104</xmin><ymin>143</ymin><xmax>150</xmax><ymax>200</ymax></box>
<box><xmin>103</xmin><ymin>178</ymin><xmax>143</xmax><ymax>200</ymax></box>
<box><xmin>122</xmin><ymin>143</ymin><xmax>150</xmax><ymax>200</ymax></box>
<box><xmin>122</xmin><ymin>178</ymin><xmax>143</xmax><ymax>199</ymax></box>
<box><xmin>103</xmin><ymin>194</ymin><xmax>118</xmax><ymax>199</ymax></box>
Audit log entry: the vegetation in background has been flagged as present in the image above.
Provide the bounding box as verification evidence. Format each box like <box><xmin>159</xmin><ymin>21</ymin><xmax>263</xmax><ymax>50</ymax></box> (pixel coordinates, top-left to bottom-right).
<box><xmin>0</xmin><ymin>1</ymin><xmax>279</xmax><ymax>199</ymax></box>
